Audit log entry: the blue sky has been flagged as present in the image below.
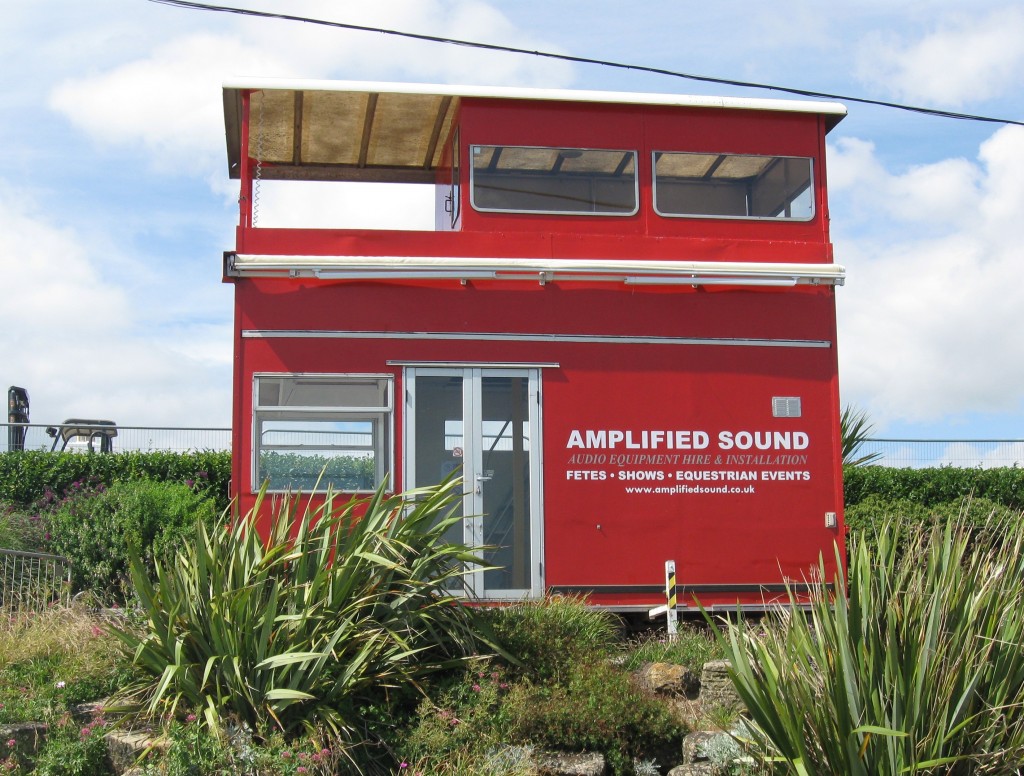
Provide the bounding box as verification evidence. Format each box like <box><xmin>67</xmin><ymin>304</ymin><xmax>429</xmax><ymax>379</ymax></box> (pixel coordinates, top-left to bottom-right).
<box><xmin>2</xmin><ymin>1</ymin><xmax>1023</xmax><ymax>444</ymax></box>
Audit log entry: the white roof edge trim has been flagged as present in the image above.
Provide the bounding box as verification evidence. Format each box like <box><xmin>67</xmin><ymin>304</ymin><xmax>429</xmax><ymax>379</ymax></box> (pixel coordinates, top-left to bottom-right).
<box><xmin>221</xmin><ymin>77</ymin><xmax>847</xmax><ymax>119</ymax></box>
<box><xmin>229</xmin><ymin>254</ymin><xmax>845</xmax><ymax>284</ymax></box>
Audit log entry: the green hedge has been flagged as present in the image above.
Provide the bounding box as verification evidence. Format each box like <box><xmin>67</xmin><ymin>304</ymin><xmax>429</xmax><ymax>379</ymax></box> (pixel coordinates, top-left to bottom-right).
<box><xmin>4</xmin><ymin>454</ymin><xmax>1024</xmax><ymax>523</ymax></box>
<box><xmin>0</xmin><ymin>450</ymin><xmax>232</xmax><ymax>512</ymax></box>
<box><xmin>843</xmin><ymin>465</ymin><xmax>1024</xmax><ymax>510</ymax></box>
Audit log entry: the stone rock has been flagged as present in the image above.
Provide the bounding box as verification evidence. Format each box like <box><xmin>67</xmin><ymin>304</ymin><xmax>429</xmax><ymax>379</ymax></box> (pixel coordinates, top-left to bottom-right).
<box><xmin>532</xmin><ymin>750</ymin><xmax>607</xmax><ymax>776</ymax></box>
<box><xmin>105</xmin><ymin>728</ymin><xmax>164</xmax><ymax>775</ymax></box>
<box><xmin>635</xmin><ymin>662</ymin><xmax>701</xmax><ymax>699</ymax></box>
<box><xmin>698</xmin><ymin>660</ymin><xmax>743</xmax><ymax>713</ymax></box>
<box><xmin>69</xmin><ymin>700</ymin><xmax>106</xmax><ymax>723</ymax></box>
<box><xmin>684</xmin><ymin>730</ymin><xmax>740</xmax><ymax>762</ymax></box>
<box><xmin>667</xmin><ymin>764</ymin><xmax>719</xmax><ymax>776</ymax></box>
<box><xmin>0</xmin><ymin>721</ymin><xmax>47</xmax><ymax>769</ymax></box>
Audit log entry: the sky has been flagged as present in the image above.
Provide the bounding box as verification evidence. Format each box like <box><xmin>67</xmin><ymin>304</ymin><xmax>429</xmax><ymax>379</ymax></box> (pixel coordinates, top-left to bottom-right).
<box><xmin>2</xmin><ymin>0</ymin><xmax>1023</xmax><ymax>449</ymax></box>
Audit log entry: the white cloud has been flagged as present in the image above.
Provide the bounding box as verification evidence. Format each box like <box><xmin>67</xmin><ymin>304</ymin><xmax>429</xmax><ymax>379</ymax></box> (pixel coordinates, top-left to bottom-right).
<box><xmin>832</xmin><ymin>126</ymin><xmax>1024</xmax><ymax>426</ymax></box>
<box><xmin>47</xmin><ymin>1</ymin><xmax>573</xmax><ymax>179</ymax></box>
<box><xmin>0</xmin><ymin>181</ymin><xmax>232</xmax><ymax>428</ymax></box>
<box><xmin>48</xmin><ymin>34</ymin><xmax>275</xmax><ymax>176</ymax></box>
<box><xmin>855</xmin><ymin>6</ymin><xmax>1024</xmax><ymax>106</ymax></box>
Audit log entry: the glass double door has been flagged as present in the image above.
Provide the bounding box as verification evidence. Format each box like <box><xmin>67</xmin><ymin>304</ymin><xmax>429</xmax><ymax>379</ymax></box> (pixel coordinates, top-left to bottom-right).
<box><xmin>406</xmin><ymin>368</ymin><xmax>542</xmax><ymax>599</ymax></box>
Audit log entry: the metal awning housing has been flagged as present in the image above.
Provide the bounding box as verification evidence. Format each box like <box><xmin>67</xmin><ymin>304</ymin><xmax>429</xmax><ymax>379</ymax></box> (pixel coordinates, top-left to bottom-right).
<box><xmin>223</xmin><ymin>79</ymin><xmax>848</xmax><ymax>184</ymax></box>
<box><xmin>226</xmin><ymin>253</ymin><xmax>846</xmax><ymax>288</ymax></box>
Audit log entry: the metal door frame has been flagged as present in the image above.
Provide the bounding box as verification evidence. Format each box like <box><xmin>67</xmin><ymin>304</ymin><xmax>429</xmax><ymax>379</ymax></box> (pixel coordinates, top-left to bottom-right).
<box><xmin>404</xmin><ymin>366</ymin><xmax>543</xmax><ymax>599</ymax></box>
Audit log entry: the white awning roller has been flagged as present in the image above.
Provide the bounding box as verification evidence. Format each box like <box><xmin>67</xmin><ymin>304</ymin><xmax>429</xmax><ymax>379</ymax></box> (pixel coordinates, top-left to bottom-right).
<box><xmin>226</xmin><ymin>254</ymin><xmax>845</xmax><ymax>288</ymax></box>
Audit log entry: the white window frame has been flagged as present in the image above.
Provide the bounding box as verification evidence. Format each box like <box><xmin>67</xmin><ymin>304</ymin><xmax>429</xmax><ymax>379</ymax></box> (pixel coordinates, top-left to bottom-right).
<box><xmin>252</xmin><ymin>372</ymin><xmax>394</xmax><ymax>494</ymax></box>
<box><xmin>470</xmin><ymin>144</ymin><xmax>639</xmax><ymax>217</ymax></box>
<box><xmin>652</xmin><ymin>151</ymin><xmax>815</xmax><ymax>221</ymax></box>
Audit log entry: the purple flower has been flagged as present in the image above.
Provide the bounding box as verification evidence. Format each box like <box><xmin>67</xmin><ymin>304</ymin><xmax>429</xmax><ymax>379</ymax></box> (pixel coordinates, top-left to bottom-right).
<box><xmin>185</xmin><ymin>479</ymin><xmax>195</xmax><ymax>488</ymax></box>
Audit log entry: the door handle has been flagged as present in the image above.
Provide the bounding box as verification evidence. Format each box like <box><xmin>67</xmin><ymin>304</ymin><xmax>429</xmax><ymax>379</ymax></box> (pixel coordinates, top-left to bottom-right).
<box><xmin>474</xmin><ymin>473</ymin><xmax>492</xmax><ymax>495</ymax></box>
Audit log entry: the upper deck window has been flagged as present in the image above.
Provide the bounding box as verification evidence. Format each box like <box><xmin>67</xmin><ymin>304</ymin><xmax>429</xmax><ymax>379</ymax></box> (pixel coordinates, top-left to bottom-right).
<box><xmin>653</xmin><ymin>152</ymin><xmax>814</xmax><ymax>221</ymax></box>
<box><xmin>471</xmin><ymin>145</ymin><xmax>638</xmax><ymax>216</ymax></box>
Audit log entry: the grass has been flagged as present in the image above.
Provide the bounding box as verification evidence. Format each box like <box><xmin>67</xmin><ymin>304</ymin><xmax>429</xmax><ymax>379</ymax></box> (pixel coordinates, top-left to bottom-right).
<box><xmin>621</xmin><ymin>624</ymin><xmax>725</xmax><ymax>672</ymax></box>
<box><xmin>0</xmin><ymin>603</ymin><xmax>134</xmax><ymax>726</ymax></box>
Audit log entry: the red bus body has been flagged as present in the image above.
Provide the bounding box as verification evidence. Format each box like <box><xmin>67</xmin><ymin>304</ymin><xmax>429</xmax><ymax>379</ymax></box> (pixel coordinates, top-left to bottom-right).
<box><xmin>222</xmin><ymin>80</ymin><xmax>847</xmax><ymax>611</ymax></box>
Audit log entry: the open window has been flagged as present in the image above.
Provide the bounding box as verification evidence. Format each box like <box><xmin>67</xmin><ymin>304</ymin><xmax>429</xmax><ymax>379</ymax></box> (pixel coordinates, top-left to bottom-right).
<box><xmin>253</xmin><ymin>374</ymin><xmax>393</xmax><ymax>493</ymax></box>
<box><xmin>653</xmin><ymin>152</ymin><xmax>814</xmax><ymax>220</ymax></box>
<box><xmin>471</xmin><ymin>145</ymin><xmax>638</xmax><ymax>216</ymax></box>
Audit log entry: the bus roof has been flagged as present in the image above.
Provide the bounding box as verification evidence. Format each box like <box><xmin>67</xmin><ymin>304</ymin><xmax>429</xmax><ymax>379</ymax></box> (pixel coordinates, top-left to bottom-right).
<box><xmin>223</xmin><ymin>79</ymin><xmax>847</xmax><ymax>184</ymax></box>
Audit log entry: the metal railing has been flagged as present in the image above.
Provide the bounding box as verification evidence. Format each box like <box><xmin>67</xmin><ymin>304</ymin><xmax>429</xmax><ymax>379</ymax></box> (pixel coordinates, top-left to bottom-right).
<box><xmin>0</xmin><ymin>548</ymin><xmax>71</xmax><ymax>612</ymax></box>
<box><xmin>858</xmin><ymin>439</ymin><xmax>1024</xmax><ymax>469</ymax></box>
<box><xmin>4</xmin><ymin>423</ymin><xmax>230</xmax><ymax>454</ymax></box>
<box><xmin>3</xmin><ymin>423</ymin><xmax>1022</xmax><ymax>468</ymax></box>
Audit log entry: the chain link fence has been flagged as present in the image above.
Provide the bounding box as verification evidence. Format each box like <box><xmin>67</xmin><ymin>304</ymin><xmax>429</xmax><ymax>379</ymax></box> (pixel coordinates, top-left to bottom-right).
<box><xmin>4</xmin><ymin>423</ymin><xmax>1023</xmax><ymax>467</ymax></box>
<box><xmin>857</xmin><ymin>439</ymin><xmax>1024</xmax><ymax>469</ymax></box>
<box><xmin>4</xmin><ymin>423</ymin><xmax>230</xmax><ymax>453</ymax></box>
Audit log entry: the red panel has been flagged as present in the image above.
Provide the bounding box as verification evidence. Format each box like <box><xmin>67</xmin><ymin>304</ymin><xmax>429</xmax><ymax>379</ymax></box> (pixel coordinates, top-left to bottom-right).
<box><xmin>540</xmin><ymin>346</ymin><xmax>841</xmax><ymax>598</ymax></box>
<box><xmin>452</xmin><ymin>99</ymin><xmax>830</xmax><ymax>243</ymax></box>
<box><xmin>236</xmin><ymin>227</ymin><xmax>833</xmax><ymax>265</ymax></box>
<box><xmin>230</xmin><ymin>279</ymin><xmax>843</xmax><ymax>603</ymax></box>
<box><xmin>234</xmin><ymin>279</ymin><xmax>836</xmax><ymax>341</ymax></box>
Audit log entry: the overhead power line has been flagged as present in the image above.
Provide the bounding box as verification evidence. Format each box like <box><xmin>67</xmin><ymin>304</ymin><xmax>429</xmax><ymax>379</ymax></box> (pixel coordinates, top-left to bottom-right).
<box><xmin>149</xmin><ymin>0</ymin><xmax>1024</xmax><ymax>128</ymax></box>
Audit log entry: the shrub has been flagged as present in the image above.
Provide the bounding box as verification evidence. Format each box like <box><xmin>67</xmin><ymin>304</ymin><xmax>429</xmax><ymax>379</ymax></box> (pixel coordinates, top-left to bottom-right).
<box><xmin>0</xmin><ymin>451</ymin><xmax>231</xmax><ymax>512</ymax></box>
<box><xmin>0</xmin><ymin>502</ymin><xmax>49</xmax><ymax>552</ymax></box>
<box><xmin>401</xmin><ymin>662</ymin><xmax>516</xmax><ymax>767</ymax></box>
<box><xmin>715</xmin><ymin>510</ymin><xmax>1024</xmax><ymax>774</ymax></box>
<box><xmin>44</xmin><ymin>479</ymin><xmax>218</xmax><ymax>603</ymax></box>
<box><xmin>503</xmin><ymin>661</ymin><xmax>686</xmax><ymax>775</ymax></box>
<box><xmin>139</xmin><ymin>721</ymin><xmax>346</xmax><ymax>776</ymax></box>
<box><xmin>110</xmin><ymin>477</ymin><xmax>492</xmax><ymax>769</ymax></box>
<box><xmin>843</xmin><ymin>465</ymin><xmax>1024</xmax><ymax>511</ymax></box>
<box><xmin>845</xmin><ymin>494</ymin><xmax>1020</xmax><ymax>561</ymax></box>
<box><xmin>484</xmin><ymin>596</ymin><xmax>620</xmax><ymax>684</ymax></box>
<box><xmin>31</xmin><ymin>711</ymin><xmax>113</xmax><ymax>776</ymax></box>
<box><xmin>402</xmin><ymin>657</ymin><xmax>686</xmax><ymax>776</ymax></box>
<box><xmin>402</xmin><ymin>598</ymin><xmax>685</xmax><ymax>774</ymax></box>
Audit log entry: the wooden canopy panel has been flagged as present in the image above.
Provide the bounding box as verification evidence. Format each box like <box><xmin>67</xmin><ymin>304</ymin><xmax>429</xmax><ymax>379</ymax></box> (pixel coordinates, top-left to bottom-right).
<box><xmin>229</xmin><ymin>88</ymin><xmax>457</xmax><ymax>183</ymax></box>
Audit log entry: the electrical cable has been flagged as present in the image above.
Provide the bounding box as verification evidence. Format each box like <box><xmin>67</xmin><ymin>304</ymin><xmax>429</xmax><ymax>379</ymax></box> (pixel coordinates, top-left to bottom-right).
<box><xmin>148</xmin><ymin>0</ymin><xmax>1024</xmax><ymax>128</ymax></box>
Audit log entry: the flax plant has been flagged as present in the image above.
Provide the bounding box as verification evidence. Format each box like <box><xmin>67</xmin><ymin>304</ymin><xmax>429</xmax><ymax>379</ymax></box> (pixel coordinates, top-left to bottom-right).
<box><xmin>111</xmin><ymin>477</ymin><xmax>491</xmax><ymax>755</ymax></box>
<box><xmin>716</xmin><ymin>513</ymin><xmax>1024</xmax><ymax>775</ymax></box>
